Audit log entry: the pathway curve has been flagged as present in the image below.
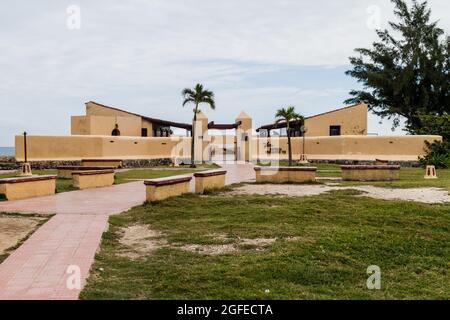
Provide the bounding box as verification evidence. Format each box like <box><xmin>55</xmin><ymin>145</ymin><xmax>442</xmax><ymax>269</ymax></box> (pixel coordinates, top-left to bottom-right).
<box><xmin>0</xmin><ymin>163</ymin><xmax>255</xmax><ymax>300</ymax></box>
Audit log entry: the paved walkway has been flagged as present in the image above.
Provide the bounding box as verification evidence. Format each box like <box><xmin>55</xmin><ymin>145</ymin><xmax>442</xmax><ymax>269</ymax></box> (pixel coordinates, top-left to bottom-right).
<box><xmin>0</xmin><ymin>163</ymin><xmax>254</xmax><ymax>300</ymax></box>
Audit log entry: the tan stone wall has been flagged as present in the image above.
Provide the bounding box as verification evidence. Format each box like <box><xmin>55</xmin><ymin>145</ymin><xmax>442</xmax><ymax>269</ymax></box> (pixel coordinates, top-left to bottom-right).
<box><xmin>255</xmin><ymin>168</ymin><xmax>316</xmax><ymax>183</ymax></box>
<box><xmin>141</xmin><ymin>119</ymin><xmax>153</xmax><ymax>137</ymax></box>
<box><xmin>72</xmin><ymin>172</ymin><xmax>115</xmax><ymax>189</ymax></box>
<box><xmin>304</xmin><ymin>103</ymin><xmax>368</xmax><ymax>136</ymax></box>
<box><xmin>1</xmin><ymin>179</ymin><xmax>55</xmax><ymax>200</ymax></box>
<box><xmin>252</xmin><ymin>135</ymin><xmax>442</xmax><ymax>161</ymax></box>
<box><xmin>194</xmin><ymin>174</ymin><xmax>226</xmax><ymax>193</ymax></box>
<box><xmin>15</xmin><ymin>135</ymin><xmax>191</xmax><ymax>160</ymax></box>
<box><xmin>146</xmin><ymin>181</ymin><xmax>190</xmax><ymax>201</ymax></box>
<box><xmin>71</xmin><ymin>116</ymin><xmax>90</xmax><ymax>135</ymax></box>
<box><xmin>15</xmin><ymin>134</ymin><xmax>442</xmax><ymax>161</ymax></box>
<box><xmin>72</xmin><ymin>115</ymin><xmax>142</xmax><ymax>136</ymax></box>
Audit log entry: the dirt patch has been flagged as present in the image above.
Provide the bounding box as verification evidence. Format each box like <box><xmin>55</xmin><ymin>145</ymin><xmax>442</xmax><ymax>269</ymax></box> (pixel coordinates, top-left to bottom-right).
<box><xmin>118</xmin><ymin>225</ymin><xmax>167</xmax><ymax>260</ymax></box>
<box><xmin>226</xmin><ymin>184</ymin><xmax>450</xmax><ymax>204</ymax></box>
<box><xmin>117</xmin><ymin>226</ymin><xmax>304</xmax><ymax>258</ymax></box>
<box><xmin>0</xmin><ymin>215</ymin><xmax>46</xmax><ymax>259</ymax></box>
<box><xmin>178</xmin><ymin>243</ymin><xmax>237</xmax><ymax>255</ymax></box>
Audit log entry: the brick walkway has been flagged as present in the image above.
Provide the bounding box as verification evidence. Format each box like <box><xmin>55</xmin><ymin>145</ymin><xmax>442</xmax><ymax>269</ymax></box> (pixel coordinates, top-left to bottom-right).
<box><xmin>0</xmin><ymin>163</ymin><xmax>254</xmax><ymax>300</ymax></box>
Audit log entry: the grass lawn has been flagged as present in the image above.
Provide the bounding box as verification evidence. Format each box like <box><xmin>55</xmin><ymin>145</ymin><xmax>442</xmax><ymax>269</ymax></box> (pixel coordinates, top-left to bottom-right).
<box><xmin>81</xmin><ymin>189</ymin><xmax>450</xmax><ymax>300</ymax></box>
<box><xmin>340</xmin><ymin>168</ymin><xmax>450</xmax><ymax>190</ymax></box>
<box><xmin>114</xmin><ymin>164</ymin><xmax>219</xmax><ymax>184</ymax></box>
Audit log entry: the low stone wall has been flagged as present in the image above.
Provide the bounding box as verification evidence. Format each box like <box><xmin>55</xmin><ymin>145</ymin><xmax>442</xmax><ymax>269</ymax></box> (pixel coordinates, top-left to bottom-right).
<box><xmin>122</xmin><ymin>158</ymin><xmax>173</xmax><ymax>168</ymax></box>
<box><xmin>57</xmin><ymin>166</ymin><xmax>115</xmax><ymax>178</ymax></box>
<box><xmin>194</xmin><ymin>170</ymin><xmax>227</xmax><ymax>193</ymax></box>
<box><xmin>0</xmin><ymin>175</ymin><xmax>56</xmax><ymax>200</ymax></box>
<box><xmin>341</xmin><ymin>165</ymin><xmax>401</xmax><ymax>181</ymax></box>
<box><xmin>0</xmin><ymin>158</ymin><xmax>175</xmax><ymax>170</ymax></box>
<box><xmin>144</xmin><ymin>176</ymin><xmax>192</xmax><ymax>201</ymax></box>
<box><xmin>72</xmin><ymin>170</ymin><xmax>115</xmax><ymax>189</ymax></box>
<box><xmin>82</xmin><ymin>159</ymin><xmax>123</xmax><ymax>168</ymax></box>
<box><xmin>254</xmin><ymin>167</ymin><xmax>317</xmax><ymax>183</ymax></box>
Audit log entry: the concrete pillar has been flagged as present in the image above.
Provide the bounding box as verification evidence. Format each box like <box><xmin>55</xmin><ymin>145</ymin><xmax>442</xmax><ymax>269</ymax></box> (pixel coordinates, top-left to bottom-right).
<box><xmin>193</xmin><ymin>111</ymin><xmax>209</xmax><ymax>163</ymax></box>
<box><xmin>235</xmin><ymin>111</ymin><xmax>252</xmax><ymax>162</ymax></box>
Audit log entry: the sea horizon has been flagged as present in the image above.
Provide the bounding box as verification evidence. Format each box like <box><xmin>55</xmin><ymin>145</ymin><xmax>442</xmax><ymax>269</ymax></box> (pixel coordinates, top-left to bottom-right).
<box><xmin>0</xmin><ymin>147</ymin><xmax>15</xmax><ymax>156</ymax></box>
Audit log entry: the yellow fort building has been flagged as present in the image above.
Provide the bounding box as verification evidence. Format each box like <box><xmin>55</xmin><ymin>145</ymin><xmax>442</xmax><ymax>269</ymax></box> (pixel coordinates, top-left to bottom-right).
<box><xmin>15</xmin><ymin>101</ymin><xmax>441</xmax><ymax>163</ymax></box>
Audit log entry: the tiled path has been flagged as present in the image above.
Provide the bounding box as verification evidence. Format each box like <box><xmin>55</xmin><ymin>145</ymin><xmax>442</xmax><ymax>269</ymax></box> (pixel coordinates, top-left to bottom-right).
<box><xmin>0</xmin><ymin>163</ymin><xmax>254</xmax><ymax>300</ymax></box>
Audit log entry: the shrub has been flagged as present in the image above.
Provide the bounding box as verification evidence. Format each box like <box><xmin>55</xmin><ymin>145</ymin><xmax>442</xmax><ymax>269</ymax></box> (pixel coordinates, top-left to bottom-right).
<box><xmin>419</xmin><ymin>140</ymin><xmax>450</xmax><ymax>168</ymax></box>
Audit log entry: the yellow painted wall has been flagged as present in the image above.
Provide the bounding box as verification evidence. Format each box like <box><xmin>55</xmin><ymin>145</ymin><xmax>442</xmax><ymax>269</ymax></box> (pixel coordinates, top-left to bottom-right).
<box><xmin>15</xmin><ymin>135</ymin><xmax>192</xmax><ymax>160</ymax></box>
<box><xmin>304</xmin><ymin>103</ymin><xmax>368</xmax><ymax>136</ymax></box>
<box><xmin>141</xmin><ymin>119</ymin><xmax>153</xmax><ymax>137</ymax></box>
<box><xmin>15</xmin><ymin>134</ymin><xmax>442</xmax><ymax>161</ymax></box>
<box><xmin>252</xmin><ymin>135</ymin><xmax>442</xmax><ymax>161</ymax></box>
<box><xmin>72</xmin><ymin>115</ymin><xmax>142</xmax><ymax>136</ymax></box>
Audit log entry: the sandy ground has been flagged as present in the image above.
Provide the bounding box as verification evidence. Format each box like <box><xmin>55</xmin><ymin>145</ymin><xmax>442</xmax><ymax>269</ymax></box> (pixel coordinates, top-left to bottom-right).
<box><xmin>225</xmin><ymin>184</ymin><xmax>450</xmax><ymax>204</ymax></box>
<box><xmin>0</xmin><ymin>215</ymin><xmax>45</xmax><ymax>256</ymax></box>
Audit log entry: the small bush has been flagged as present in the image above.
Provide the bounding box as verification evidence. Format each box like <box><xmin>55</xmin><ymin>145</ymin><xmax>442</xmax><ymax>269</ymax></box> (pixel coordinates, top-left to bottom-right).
<box><xmin>419</xmin><ymin>141</ymin><xmax>450</xmax><ymax>168</ymax></box>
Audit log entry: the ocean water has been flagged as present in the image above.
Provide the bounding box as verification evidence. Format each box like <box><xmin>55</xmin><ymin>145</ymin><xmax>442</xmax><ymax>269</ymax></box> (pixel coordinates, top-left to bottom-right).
<box><xmin>0</xmin><ymin>147</ymin><xmax>15</xmax><ymax>156</ymax></box>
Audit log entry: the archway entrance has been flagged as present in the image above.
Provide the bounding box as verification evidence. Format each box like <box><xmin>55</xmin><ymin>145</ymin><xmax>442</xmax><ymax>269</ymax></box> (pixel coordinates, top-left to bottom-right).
<box><xmin>207</xmin><ymin>121</ymin><xmax>240</xmax><ymax>163</ymax></box>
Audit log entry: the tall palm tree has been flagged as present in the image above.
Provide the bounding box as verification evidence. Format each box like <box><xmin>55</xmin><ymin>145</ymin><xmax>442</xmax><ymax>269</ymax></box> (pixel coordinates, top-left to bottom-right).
<box><xmin>182</xmin><ymin>83</ymin><xmax>215</xmax><ymax>167</ymax></box>
<box><xmin>275</xmin><ymin>106</ymin><xmax>303</xmax><ymax>166</ymax></box>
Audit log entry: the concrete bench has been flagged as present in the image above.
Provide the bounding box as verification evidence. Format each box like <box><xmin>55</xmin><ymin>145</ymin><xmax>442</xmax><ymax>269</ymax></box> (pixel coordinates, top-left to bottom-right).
<box><xmin>82</xmin><ymin>159</ymin><xmax>123</xmax><ymax>168</ymax></box>
<box><xmin>254</xmin><ymin>166</ymin><xmax>317</xmax><ymax>183</ymax></box>
<box><xmin>341</xmin><ymin>165</ymin><xmax>400</xmax><ymax>181</ymax></box>
<box><xmin>144</xmin><ymin>175</ymin><xmax>192</xmax><ymax>201</ymax></box>
<box><xmin>194</xmin><ymin>169</ymin><xmax>227</xmax><ymax>193</ymax></box>
<box><xmin>72</xmin><ymin>169</ymin><xmax>115</xmax><ymax>189</ymax></box>
<box><xmin>0</xmin><ymin>175</ymin><xmax>56</xmax><ymax>200</ymax></box>
<box><xmin>57</xmin><ymin>166</ymin><xmax>115</xmax><ymax>178</ymax></box>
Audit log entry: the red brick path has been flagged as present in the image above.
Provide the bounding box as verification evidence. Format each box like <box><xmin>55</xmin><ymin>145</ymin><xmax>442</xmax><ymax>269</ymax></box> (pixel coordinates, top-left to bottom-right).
<box><xmin>0</xmin><ymin>163</ymin><xmax>254</xmax><ymax>300</ymax></box>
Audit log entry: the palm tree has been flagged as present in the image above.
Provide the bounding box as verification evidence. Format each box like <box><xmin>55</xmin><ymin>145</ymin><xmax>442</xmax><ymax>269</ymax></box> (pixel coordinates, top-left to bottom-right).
<box><xmin>275</xmin><ymin>106</ymin><xmax>303</xmax><ymax>166</ymax></box>
<box><xmin>182</xmin><ymin>83</ymin><xmax>215</xmax><ymax>167</ymax></box>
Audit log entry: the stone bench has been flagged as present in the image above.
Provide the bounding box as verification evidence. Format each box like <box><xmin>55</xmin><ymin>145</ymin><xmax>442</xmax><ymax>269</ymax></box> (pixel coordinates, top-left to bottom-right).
<box><xmin>144</xmin><ymin>175</ymin><xmax>192</xmax><ymax>202</ymax></box>
<box><xmin>254</xmin><ymin>166</ymin><xmax>317</xmax><ymax>183</ymax></box>
<box><xmin>81</xmin><ymin>159</ymin><xmax>123</xmax><ymax>168</ymax></box>
<box><xmin>194</xmin><ymin>169</ymin><xmax>227</xmax><ymax>193</ymax></box>
<box><xmin>57</xmin><ymin>166</ymin><xmax>115</xmax><ymax>178</ymax></box>
<box><xmin>0</xmin><ymin>175</ymin><xmax>56</xmax><ymax>200</ymax></box>
<box><xmin>341</xmin><ymin>165</ymin><xmax>400</xmax><ymax>181</ymax></box>
<box><xmin>72</xmin><ymin>169</ymin><xmax>115</xmax><ymax>189</ymax></box>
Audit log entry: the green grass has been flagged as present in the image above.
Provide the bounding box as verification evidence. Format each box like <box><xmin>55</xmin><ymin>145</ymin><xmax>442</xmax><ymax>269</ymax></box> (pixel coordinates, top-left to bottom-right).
<box><xmin>81</xmin><ymin>190</ymin><xmax>450</xmax><ymax>300</ymax></box>
<box><xmin>114</xmin><ymin>164</ymin><xmax>219</xmax><ymax>184</ymax></box>
<box><xmin>340</xmin><ymin>168</ymin><xmax>450</xmax><ymax>190</ymax></box>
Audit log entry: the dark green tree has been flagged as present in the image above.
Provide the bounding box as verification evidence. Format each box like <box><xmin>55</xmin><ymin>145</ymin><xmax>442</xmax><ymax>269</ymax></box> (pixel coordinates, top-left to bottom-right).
<box><xmin>345</xmin><ymin>0</ymin><xmax>449</xmax><ymax>133</ymax></box>
<box><xmin>182</xmin><ymin>84</ymin><xmax>215</xmax><ymax>167</ymax></box>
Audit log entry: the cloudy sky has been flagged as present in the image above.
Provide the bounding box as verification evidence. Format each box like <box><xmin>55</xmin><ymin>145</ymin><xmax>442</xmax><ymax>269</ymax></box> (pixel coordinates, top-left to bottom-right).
<box><xmin>1</xmin><ymin>0</ymin><xmax>449</xmax><ymax>146</ymax></box>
